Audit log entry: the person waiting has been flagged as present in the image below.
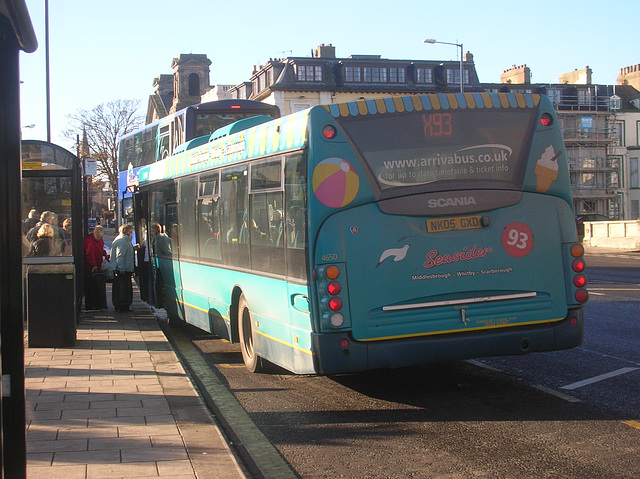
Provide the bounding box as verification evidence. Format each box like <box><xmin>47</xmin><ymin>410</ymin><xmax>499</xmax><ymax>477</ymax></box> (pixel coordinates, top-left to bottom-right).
<box><xmin>109</xmin><ymin>224</ymin><xmax>136</xmax><ymax>312</ymax></box>
<box><xmin>26</xmin><ymin>223</ymin><xmax>56</xmax><ymax>257</ymax></box>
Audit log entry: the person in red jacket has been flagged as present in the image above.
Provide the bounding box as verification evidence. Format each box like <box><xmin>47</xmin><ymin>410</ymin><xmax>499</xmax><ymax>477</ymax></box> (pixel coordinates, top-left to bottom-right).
<box><xmin>84</xmin><ymin>225</ymin><xmax>109</xmax><ymax>310</ymax></box>
<box><xmin>84</xmin><ymin>225</ymin><xmax>108</xmax><ymax>274</ymax></box>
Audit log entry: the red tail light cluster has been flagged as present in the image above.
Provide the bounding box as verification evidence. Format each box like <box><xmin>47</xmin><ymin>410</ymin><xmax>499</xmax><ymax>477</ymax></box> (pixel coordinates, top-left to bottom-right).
<box><xmin>322</xmin><ymin>125</ymin><xmax>337</xmax><ymax>139</ymax></box>
<box><xmin>540</xmin><ymin>113</ymin><xmax>554</xmax><ymax>127</ymax></box>
<box><xmin>316</xmin><ymin>264</ymin><xmax>348</xmax><ymax>328</ymax></box>
<box><xmin>570</xmin><ymin>244</ymin><xmax>588</xmax><ymax>303</ymax></box>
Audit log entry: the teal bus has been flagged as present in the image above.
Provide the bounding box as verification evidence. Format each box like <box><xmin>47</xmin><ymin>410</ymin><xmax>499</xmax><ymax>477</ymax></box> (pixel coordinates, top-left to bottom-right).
<box><xmin>117</xmin><ymin>100</ymin><xmax>280</xmax><ymax>230</ymax></box>
<box><xmin>136</xmin><ymin>92</ymin><xmax>587</xmax><ymax>374</ymax></box>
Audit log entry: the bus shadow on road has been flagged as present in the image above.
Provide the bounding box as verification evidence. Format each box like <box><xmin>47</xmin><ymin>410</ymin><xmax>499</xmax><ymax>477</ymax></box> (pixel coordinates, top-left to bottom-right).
<box><xmin>326</xmin><ymin>360</ymin><xmax>615</xmax><ymax>423</ymax></box>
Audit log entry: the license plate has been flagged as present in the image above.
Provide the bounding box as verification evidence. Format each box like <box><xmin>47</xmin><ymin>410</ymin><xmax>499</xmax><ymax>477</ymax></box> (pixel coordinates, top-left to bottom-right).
<box><xmin>426</xmin><ymin>215</ymin><xmax>483</xmax><ymax>233</ymax></box>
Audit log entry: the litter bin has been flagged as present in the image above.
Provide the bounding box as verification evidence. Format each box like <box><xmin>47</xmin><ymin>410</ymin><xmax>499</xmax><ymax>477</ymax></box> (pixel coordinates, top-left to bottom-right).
<box><xmin>26</xmin><ymin>262</ymin><xmax>76</xmax><ymax>347</ymax></box>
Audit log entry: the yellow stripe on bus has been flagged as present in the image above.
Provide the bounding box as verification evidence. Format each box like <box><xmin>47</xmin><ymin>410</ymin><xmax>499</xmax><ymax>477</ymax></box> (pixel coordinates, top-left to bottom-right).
<box><xmin>255</xmin><ymin>329</ymin><xmax>314</xmax><ymax>355</ymax></box>
<box><xmin>393</xmin><ymin>97</ymin><xmax>405</xmax><ymax>113</ymax></box>
<box><xmin>173</xmin><ymin>297</ymin><xmax>312</xmax><ymax>355</ymax></box>
<box><xmin>480</xmin><ymin>92</ymin><xmax>493</xmax><ymax>108</ymax></box>
<box><xmin>515</xmin><ymin>92</ymin><xmax>527</xmax><ymax>108</ymax></box>
<box><xmin>374</xmin><ymin>98</ymin><xmax>387</xmax><ymax>114</ymax></box>
<box><xmin>357</xmin><ymin>99</ymin><xmax>368</xmax><ymax>115</ymax></box>
<box><xmin>464</xmin><ymin>93</ymin><xmax>476</xmax><ymax>109</ymax></box>
<box><xmin>338</xmin><ymin>102</ymin><xmax>350</xmax><ymax>117</ymax></box>
<box><xmin>411</xmin><ymin>95</ymin><xmax>423</xmax><ymax>111</ymax></box>
<box><xmin>447</xmin><ymin>93</ymin><xmax>459</xmax><ymax>109</ymax></box>
<box><xmin>358</xmin><ymin>317</ymin><xmax>565</xmax><ymax>342</ymax></box>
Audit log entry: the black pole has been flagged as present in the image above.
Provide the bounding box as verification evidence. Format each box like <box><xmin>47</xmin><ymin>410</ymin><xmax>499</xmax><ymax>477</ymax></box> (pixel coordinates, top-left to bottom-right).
<box><xmin>45</xmin><ymin>0</ymin><xmax>51</xmax><ymax>142</ymax></box>
<box><xmin>0</xmin><ymin>14</ymin><xmax>27</xmax><ymax>479</ymax></box>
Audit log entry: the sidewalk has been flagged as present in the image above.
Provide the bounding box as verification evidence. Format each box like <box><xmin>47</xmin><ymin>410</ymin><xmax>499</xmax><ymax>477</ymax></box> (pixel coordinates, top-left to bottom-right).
<box><xmin>25</xmin><ymin>285</ymin><xmax>247</xmax><ymax>479</ymax></box>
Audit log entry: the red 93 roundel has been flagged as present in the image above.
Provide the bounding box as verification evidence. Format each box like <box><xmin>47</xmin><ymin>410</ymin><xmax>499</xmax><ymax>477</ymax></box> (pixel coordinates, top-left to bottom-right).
<box><xmin>502</xmin><ymin>222</ymin><xmax>533</xmax><ymax>258</ymax></box>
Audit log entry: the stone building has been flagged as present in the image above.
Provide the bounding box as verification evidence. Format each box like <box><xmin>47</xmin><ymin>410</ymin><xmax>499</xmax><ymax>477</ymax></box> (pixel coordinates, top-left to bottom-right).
<box><xmin>143</xmin><ymin>47</ymin><xmax>640</xmax><ymax>219</ymax></box>
<box><xmin>225</xmin><ymin>43</ymin><xmax>481</xmax><ymax>115</ymax></box>
<box><xmin>146</xmin><ymin>54</ymin><xmax>212</xmax><ymax>124</ymax></box>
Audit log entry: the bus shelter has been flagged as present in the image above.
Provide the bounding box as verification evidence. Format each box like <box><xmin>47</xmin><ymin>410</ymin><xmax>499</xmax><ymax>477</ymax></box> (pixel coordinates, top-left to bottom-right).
<box><xmin>22</xmin><ymin>140</ymin><xmax>83</xmax><ymax>347</ymax></box>
<box><xmin>0</xmin><ymin>1</ymin><xmax>37</xmax><ymax>476</ymax></box>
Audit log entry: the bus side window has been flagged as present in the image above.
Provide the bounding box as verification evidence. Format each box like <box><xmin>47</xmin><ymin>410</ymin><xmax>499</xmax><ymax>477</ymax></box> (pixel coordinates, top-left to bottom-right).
<box><xmin>178</xmin><ymin>177</ymin><xmax>198</xmax><ymax>258</ymax></box>
<box><xmin>199</xmin><ymin>196</ymin><xmax>221</xmax><ymax>262</ymax></box>
<box><xmin>220</xmin><ymin>165</ymin><xmax>249</xmax><ymax>269</ymax></box>
<box><xmin>285</xmin><ymin>154</ymin><xmax>307</xmax><ymax>281</ymax></box>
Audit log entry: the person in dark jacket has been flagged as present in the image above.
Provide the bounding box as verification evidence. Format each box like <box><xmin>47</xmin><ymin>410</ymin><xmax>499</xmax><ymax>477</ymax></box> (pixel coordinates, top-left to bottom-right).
<box><xmin>27</xmin><ymin>223</ymin><xmax>56</xmax><ymax>257</ymax></box>
<box><xmin>26</xmin><ymin>210</ymin><xmax>66</xmax><ymax>254</ymax></box>
<box><xmin>23</xmin><ymin>208</ymin><xmax>39</xmax><ymax>235</ymax></box>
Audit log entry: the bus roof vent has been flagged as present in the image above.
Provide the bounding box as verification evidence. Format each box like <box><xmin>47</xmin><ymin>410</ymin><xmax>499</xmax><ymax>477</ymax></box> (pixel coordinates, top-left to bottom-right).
<box><xmin>209</xmin><ymin>115</ymin><xmax>275</xmax><ymax>141</ymax></box>
<box><xmin>173</xmin><ymin>135</ymin><xmax>210</xmax><ymax>154</ymax></box>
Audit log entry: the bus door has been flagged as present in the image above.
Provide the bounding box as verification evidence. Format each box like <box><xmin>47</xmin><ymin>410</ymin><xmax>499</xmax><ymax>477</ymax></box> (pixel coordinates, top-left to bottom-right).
<box><xmin>163</xmin><ymin>202</ymin><xmax>185</xmax><ymax>321</ymax></box>
<box><xmin>148</xmin><ymin>182</ymin><xmax>184</xmax><ymax>319</ymax></box>
<box><xmin>133</xmin><ymin>191</ymin><xmax>152</xmax><ymax>304</ymax></box>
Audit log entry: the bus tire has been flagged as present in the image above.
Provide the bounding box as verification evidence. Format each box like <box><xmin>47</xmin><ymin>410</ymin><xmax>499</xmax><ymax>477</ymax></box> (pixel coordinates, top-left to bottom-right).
<box><xmin>238</xmin><ymin>294</ymin><xmax>263</xmax><ymax>373</ymax></box>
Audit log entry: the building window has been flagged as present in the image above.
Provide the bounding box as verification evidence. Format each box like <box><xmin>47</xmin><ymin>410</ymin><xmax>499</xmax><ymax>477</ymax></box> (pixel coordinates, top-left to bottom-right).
<box><xmin>389</xmin><ymin>67</ymin><xmax>405</xmax><ymax>83</ymax></box>
<box><xmin>631</xmin><ymin>200</ymin><xmax>639</xmax><ymax>219</ymax></box>
<box><xmin>416</xmin><ymin>67</ymin><xmax>432</xmax><ymax>84</ymax></box>
<box><xmin>578</xmin><ymin>89</ymin><xmax>593</xmax><ymax>108</ymax></box>
<box><xmin>631</xmin><ymin>158</ymin><xmax>639</xmax><ymax>189</ymax></box>
<box><xmin>345</xmin><ymin>66</ymin><xmax>362</xmax><ymax>82</ymax></box>
<box><xmin>296</xmin><ymin>65</ymin><xmax>322</xmax><ymax>82</ymax></box>
<box><xmin>610</xmin><ymin>122</ymin><xmax>623</xmax><ymax>146</ymax></box>
<box><xmin>581</xmin><ymin>172</ymin><xmax>596</xmax><ymax>187</ymax></box>
<box><xmin>548</xmin><ymin>89</ymin><xmax>561</xmax><ymax>107</ymax></box>
<box><xmin>447</xmin><ymin>69</ymin><xmax>469</xmax><ymax>85</ymax></box>
<box><xmin>610</xmin><ymin>95</ymin><xmax>621</xmax><ymax>110</ymax></box>
<box><xmin>188</xmin><ymin>73</ymin><xmax>200</xmax><ymax>96</ymax></box>
<box><xmin>364</xmin><ymin>67</ymin><xmax>387</xmax><ymax>83</ymax></box>
<box><xmin>291</xmin><ymin>103</ymin><xmax>311</xmax><ymax>113</ymax></box>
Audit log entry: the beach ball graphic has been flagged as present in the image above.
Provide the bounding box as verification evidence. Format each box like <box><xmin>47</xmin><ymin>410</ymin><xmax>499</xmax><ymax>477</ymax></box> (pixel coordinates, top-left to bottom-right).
<box><xmin>312</xmin><ymin>158</ymin><xmax>360</xmax><ymax>208</ymax></box>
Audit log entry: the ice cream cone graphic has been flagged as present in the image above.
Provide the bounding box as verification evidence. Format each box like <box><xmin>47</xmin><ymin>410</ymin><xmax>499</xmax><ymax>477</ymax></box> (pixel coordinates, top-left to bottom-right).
<box><xmin>535</xmin><ymin>145</ymin><xmax>561</xmax><ymax>193</ymax></box>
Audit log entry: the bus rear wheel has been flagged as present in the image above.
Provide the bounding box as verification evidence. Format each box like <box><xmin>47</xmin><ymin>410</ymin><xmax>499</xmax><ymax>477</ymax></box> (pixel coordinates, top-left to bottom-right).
<box><xmin>238</xmin><ymin>294</ymin><xmax>263</xmax><ymax>373</ymax></box>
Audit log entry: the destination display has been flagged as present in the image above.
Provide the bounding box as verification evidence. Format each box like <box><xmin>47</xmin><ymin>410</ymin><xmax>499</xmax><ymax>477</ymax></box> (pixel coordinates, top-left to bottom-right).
<box><xmin>337</xmin><ymin>108</ymin><xmax>535</xmax><ymax>191</ymax></box>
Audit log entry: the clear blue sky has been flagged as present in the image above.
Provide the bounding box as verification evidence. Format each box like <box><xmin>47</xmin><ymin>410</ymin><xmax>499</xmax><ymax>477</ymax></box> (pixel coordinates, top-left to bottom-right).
<box><xmin>19</xmin><ymin>0</ymin><xmax>639</xmax><ymax>150</ymax></box>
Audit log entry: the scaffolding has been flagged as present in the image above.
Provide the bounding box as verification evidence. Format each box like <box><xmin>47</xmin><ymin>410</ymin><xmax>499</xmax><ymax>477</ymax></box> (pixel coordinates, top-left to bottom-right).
<box><xmin>554</xmin><ymin>88</ymin><xmax>622</xmax><ymax>219</ymax></box>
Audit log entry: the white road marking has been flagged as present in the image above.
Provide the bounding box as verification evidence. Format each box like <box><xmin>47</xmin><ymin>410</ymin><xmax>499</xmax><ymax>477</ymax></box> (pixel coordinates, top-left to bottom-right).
<box><xmin>560</xmin><ymin>367</ymin><xmax>639</xmax><ymax>390</ymax></box>
<box><xmin>532</xmin><ymin>385</ymin><xmax>582</xmax><ymax>403</ymax></box>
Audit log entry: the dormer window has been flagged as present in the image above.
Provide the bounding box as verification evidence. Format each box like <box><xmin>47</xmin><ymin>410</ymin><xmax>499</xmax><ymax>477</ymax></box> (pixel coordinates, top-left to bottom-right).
<box><xmin>364</xmin><ymin>67</ymin><xmax>387</xmax><ymax>82</ymax></box>
<box><xmin>345</xmin><ymin>66</ymin><xmax>362</xmax><ymax>82</ymax></box>
<box><xmin>389</xmin><ymin>68</ymin><xmax>405</xmax><ymax>83</ymax></box>
<box><xmin>416</xmin><ymin>67</ymin><xmax>433</xmax><ymax>84</ymax></box>
<box><xmin>297</xmin><ymin>65</ymin><xmax>322</xmax><ymax>82</ymax></box>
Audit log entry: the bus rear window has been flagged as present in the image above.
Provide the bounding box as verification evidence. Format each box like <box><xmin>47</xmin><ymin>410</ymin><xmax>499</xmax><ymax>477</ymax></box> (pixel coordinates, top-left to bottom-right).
<box><xmin>336</xmin><ymin>108</ymin><xmax>535</xmax><ymax>192</ymax></box>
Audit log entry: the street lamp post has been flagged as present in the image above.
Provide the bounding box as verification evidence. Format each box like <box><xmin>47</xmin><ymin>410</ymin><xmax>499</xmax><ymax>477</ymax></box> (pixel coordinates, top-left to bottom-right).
<box><xmin>423</xmin><ymin>38</ymin><xmax>464</xmax><ymax>93</ymax></box>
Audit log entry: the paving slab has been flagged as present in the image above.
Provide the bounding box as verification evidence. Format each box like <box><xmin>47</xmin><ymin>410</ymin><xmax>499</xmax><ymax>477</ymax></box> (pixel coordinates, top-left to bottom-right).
<box><xmin>25</xmin><ymin>284</ymin><xmax>247</xmax><ymax>478</ymax></box>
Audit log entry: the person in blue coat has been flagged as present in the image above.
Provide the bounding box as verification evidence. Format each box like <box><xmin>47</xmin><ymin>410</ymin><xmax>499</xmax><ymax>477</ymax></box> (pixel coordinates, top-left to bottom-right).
<box><xmin>109</xmin><ymin>224</ymin><xmax>136</xmax><ymax>311</ymax></box>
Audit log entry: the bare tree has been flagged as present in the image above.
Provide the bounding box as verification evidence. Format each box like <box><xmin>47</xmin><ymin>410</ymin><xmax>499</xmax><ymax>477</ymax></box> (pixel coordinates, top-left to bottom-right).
<box><xmin>64</xmin><ymin>99</ymin><xmax>144</xmax><ymax>193</ymax></box>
